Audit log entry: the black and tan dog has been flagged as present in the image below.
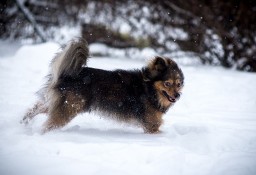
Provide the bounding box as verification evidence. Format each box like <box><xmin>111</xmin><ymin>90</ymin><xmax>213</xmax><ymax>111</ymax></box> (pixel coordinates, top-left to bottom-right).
<box><xmin>22</xmin><ymin>38</ymin><xmax>184</xmax><ymax>133</ymax></box>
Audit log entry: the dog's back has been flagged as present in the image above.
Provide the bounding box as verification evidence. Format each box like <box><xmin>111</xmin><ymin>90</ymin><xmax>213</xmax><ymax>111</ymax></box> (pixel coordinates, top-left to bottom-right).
<box><xmin>57</xmin><ymin>67</ymin><xmax>146</xmax><ymax>120</ymax></box>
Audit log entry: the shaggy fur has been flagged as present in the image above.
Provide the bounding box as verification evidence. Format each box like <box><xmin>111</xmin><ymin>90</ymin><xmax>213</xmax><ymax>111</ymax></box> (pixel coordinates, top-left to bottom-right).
<box><xmin>22</xmin><ymin>38</ymin><xmax>184</xmax><ymax>133</ymax></box>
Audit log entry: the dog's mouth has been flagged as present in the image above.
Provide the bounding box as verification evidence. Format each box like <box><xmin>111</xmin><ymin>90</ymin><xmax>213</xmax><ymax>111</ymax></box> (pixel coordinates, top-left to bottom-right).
<box><xmin>162</xmin><ymin>90</ymin><xmax>176</xmax><ymax>103</ymax></box>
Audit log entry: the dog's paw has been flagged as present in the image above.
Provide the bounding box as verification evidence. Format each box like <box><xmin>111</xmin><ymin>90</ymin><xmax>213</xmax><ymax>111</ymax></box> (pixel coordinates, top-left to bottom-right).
<box><xmin>20</xmin><ymin>117</ymin><xmax>30</xmax><ymax>125</ymax></box>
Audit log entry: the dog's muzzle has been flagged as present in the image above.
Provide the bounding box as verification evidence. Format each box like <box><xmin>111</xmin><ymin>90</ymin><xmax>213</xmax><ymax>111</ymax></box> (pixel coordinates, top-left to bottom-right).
<box><xmin>162</xmin><ymin>90</ymin><xmax>179</xmax><ymax>103</ymax></box>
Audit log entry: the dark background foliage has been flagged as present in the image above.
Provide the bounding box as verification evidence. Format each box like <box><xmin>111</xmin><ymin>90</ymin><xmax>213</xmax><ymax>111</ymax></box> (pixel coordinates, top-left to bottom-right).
<box><xmin>1</xmin><ymin>0</ymin><xmax>255</xmax><ymax>71</ymax></box>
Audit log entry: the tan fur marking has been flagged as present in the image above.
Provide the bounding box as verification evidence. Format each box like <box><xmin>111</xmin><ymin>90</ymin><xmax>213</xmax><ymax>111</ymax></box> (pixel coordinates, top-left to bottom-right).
<box><xmin>154</xmin><ymin>81</ymin><xmax>171</xmax><ymax>107</ymax></box>
<box><xmin>143</xmin><ymin>106</ymin><xmax>163</xmax><ymax>133</ymax></box>
<box><xmin>43</xmin><ymin>92</ymin><xmax>86</xmax><ymax>132</ymax></box>
<box><xmin>175</xmin><ymin>79</ymin><xmax>180</xmax><ymax>84</ymax></box>
<box><xmin>166</xmin><ymin>80</ymin><xmax>174</xmax><ymax>86</ymax></box>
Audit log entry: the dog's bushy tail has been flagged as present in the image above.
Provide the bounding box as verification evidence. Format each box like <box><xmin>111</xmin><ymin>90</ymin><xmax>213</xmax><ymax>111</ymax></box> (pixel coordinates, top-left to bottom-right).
<box><xmin>37</xmin><ymin>38</ymin><xmax>89</xmax><ymax>102</ymax></box>
<box><xmin>48</xmin><ymin>37</ymin><xmax>89</xmax><ymax>103</ymax></box>
<box><xmin>51</xmin><ymin>38</ymin><xmax>89</xmax><ymax>84</ymax></box>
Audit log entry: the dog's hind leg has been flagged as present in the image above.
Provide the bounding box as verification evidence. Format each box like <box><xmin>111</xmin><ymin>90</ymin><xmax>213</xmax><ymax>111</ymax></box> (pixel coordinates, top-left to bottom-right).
<box><xmin>21</xmin><ymin>101</ymin><xmax>48</xmax><ymax>125</ymax></box>
<box><xmin>42</xmin><ymin>92</ymin><xmax>86</xmax><ymax>133</ymax></box>
<box><xmin>43</xmin><ymin>112</ymin><xmax>75</xmax><ymax>133</ymax></box>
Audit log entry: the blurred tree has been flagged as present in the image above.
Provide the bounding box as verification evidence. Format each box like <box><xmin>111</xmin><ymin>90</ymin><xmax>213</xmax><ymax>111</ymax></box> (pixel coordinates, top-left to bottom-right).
<box><xmin>0</xmin><ymin>0</ymin><xmax>87</xmax><ymax>42</ymax></box>
<box><xmin>0</xmin><ymin>0</ymin><xmax>255</xmax><ymax>71</ymax></box>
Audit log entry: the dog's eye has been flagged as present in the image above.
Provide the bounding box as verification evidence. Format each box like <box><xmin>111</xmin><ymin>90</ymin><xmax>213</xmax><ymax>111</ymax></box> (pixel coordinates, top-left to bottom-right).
<box><xmin>164</xmin><ymin>82</ymin><xmax>172</xmax><ymax>87</ymax></box>
<box><xmin>177</xmin><ymin>83</ymin><xmax>181</xmax><ymax>87</ymax></box>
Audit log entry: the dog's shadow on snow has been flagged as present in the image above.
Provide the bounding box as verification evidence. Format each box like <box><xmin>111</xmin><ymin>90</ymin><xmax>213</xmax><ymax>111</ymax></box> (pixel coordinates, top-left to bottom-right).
<box><xmin>66</xmin><ymin>125</ymin><xmax>140</xmax><ymax>136</ymax></box>
<box><xmin>61</xmin><ymin>125</ymin><xmax>169</xmax><ymax>142</ymax></box>
<box><xmin>62</xmin><ymin>123</ymin><xmax>209</xmax><ymax>138</ymax></box>
<box><xmin>65</xmin><ymin>125</ymin><xmax>139</xmax><ymax>135</ymax></box>
<box><xmin>50</xmin><ymin>123</ymin><xmax>210</xmax><ymax>144</ymax></box>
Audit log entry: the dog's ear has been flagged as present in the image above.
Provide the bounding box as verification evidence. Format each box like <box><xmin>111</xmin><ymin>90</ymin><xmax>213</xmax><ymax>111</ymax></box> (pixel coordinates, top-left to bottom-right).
<box><xmin>151</xmin><ymin>56</ymin><xmax>167</xmax><ymax>71</ymax></box>
<box><xmin>142</xmin><ymin>56</ymin><xmax>167</xmax><ymax>81</ymax></box>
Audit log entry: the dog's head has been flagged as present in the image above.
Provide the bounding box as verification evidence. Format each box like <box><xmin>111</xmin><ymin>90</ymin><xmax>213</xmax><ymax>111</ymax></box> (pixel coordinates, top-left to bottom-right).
<box><xmin>142</xmin><ymin>56</ymin><xmax>184</xmax><ymax>107</ymax></box>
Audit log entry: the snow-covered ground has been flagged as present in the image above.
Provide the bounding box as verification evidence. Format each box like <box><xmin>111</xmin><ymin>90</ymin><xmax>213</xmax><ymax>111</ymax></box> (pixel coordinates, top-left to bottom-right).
<box><xmin>0</xmin><ymin>42</ymin><xmax>256</xmax><ymax>175</ymax></box>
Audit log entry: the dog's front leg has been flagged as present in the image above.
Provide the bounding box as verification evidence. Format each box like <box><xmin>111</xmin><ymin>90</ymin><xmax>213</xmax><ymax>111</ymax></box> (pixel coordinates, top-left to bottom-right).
<box><xmin>142</xmin><ymin>111</ymin><xmax>163</xmax><ymax>134</ymax></box>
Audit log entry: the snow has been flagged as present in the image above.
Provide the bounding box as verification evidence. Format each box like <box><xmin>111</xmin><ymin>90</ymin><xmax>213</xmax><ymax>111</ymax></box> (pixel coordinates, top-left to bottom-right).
<box><xmin>0</xmin><ymin>42</ymin><xmax>256</xmax><ymax>175</ymax></box>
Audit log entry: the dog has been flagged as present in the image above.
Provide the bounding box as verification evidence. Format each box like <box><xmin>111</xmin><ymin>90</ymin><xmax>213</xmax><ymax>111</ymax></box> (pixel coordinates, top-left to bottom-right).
<box><xmin>21</xmin><ymin>38</ymin><xmax>184</xmax><ymax>133</ymax></box>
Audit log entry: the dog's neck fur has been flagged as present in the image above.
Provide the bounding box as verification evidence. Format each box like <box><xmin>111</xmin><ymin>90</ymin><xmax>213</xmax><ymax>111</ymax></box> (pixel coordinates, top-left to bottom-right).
<box><xmin>143</xmin><ymin>80</ymin><xmax>169</xmax><ymax>114</ymax></box>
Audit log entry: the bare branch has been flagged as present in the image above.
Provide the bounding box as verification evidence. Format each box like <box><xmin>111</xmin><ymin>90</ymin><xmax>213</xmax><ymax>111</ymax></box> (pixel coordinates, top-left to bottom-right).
<box><xmin>15</xmin><ymin>0</ymin><xmax>47</xmax><ymax>42</ymax></box>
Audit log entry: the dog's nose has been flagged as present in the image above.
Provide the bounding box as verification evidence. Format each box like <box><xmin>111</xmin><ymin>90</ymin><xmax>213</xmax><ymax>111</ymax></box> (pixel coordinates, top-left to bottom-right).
<box><xmin>174</xmin><ymin>93</ymin><xmax>180</xmax><ymax>99</ymax></box>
